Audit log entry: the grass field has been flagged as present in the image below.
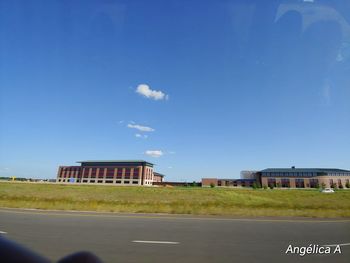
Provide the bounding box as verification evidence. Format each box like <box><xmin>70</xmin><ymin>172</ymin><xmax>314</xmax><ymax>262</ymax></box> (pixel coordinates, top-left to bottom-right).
<box><xmin>0</xmin><ymin>182</ymin><xmax>349</xmax><ymax>218</ymax></box>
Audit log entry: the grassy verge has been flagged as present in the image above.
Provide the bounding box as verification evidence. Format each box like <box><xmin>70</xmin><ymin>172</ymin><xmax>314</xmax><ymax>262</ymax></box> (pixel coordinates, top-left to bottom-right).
<box><xmin>0</xmin><ymin>182</ymin><xmax>349</xmax><ymax>218</ymax></box>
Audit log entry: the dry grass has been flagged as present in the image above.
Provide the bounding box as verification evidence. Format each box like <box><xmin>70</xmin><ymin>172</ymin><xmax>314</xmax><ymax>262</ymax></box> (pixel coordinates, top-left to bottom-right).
<box><xmin>0</xmin><ymin>182</ymin><xmax>349</xmax><ymax>218</ymax></box>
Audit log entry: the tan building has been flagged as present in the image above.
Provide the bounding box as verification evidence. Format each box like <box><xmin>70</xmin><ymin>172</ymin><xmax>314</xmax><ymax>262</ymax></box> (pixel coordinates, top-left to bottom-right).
<box><xmin>260</xmin><ymin>167</ymin><xmax>350</xmax><ymax>188</ymax></box>
<box><xmin>57</xmin><ymin>160</ymin><xmax>163</xmax><ymax>186</ymax></box>
<box><xmin>202</xmin><ymin>167</ymin><xmax>350</xmax><ymax>189</ymax></box>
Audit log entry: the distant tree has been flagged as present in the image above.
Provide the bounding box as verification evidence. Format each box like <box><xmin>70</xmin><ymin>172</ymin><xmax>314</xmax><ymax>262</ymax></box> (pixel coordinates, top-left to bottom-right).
<box><xmin>321</xmin><ymin>182</ymin><xmax>326</xmax><ymax>189</ymax></box>
<box><xmin>252</xmin><ymin>182</ymin><xmax>257</xmax><ymax>189</ymax></box>
<box><xmin>346</xmin><ymin>182</ymin><xmax>350</xmax><ymax>189</ymax></box>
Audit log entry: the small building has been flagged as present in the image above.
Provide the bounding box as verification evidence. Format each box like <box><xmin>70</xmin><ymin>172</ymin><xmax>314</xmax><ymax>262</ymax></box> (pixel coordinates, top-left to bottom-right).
<box><xmin>57</xmin><ymin>160</ymin><xmax>164</xmax><ymax>186</ymax></box>
<box><xmin>202</xmin><ymin>178</ymin><xmax>256</xmax><ymax>187</ymax></box>
<box><xmin>153</xmin><ymin>172</ymin><xmax>165</xmax><ymax>183</ymax></box>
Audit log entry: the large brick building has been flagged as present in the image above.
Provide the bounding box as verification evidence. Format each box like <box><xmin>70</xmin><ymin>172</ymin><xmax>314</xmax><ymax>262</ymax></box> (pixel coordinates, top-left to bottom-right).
<box><xmin>260</xmin><ymin>167</ymin><xmax>350</xmax><ymax>188</ymax></box>
<box><xmin>202</xmin><ymin>167</ymin><xmax>350</xmax><ymax>189</ymax></box>
<box><xmin>57</xmin><ymin>160</ymin><xmax>164</xmax><ymax>186</ymax></box>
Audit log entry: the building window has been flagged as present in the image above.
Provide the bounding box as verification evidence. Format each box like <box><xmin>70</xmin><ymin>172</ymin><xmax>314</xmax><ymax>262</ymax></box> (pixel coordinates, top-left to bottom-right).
<box><xmin>281</xmin><ymin>179</ymin><xmax>290</xmax><ymax>188</ymax></box>
<box><xmin>267</xmin><ymin>178</ymin><xmax>276</xmax><ymax>187</ymax></box>
<box><xmin>132</xmin><ymin>181</ymin><xmax>138</xmax><ymax>184</ymax></box>
<box><xmin>309</xmin><ymin>179</ymin><xmax>318</xmax><ymax>188</ymax></box>
<box><xmin>90</xmin><ymin>168</ymin><xmax>97</xmax><ymax>178</ymax></box>
<box><xmin>116</xmin><ymin>180</ymin><xmax>121</xmax><ymax>184</ymax></box>
<box><xmin>338</xmin><ymin>179</ymin><xmax>342</xmax><ymax>188</ymax></box>
<box><xmin>133</xmin><ymin>168</ymin><xmax>139</xmax><ymax>179</ymax></box>
<box><xmin>218</xmin><ymin>181</ymin><xmax>222</xmax><ymax>186</ymax></box>
<box><xmin>329</xmin><ymin>179</ymin><xmax>334</xmax><ymax>188</ymax></box>
<box><xmin>97</xmin><ymin>180</ymin><xmax>103</xmax><ymax>183</ymax></box>
<box><xmin>295</xmin><ymin>179</ymin><xmax>305</xmax><ymax>188</ymax></box>
<box><xmin>90</xmin><ymin>180</ymin><xmax>95</xmax><ymax>183</ymax></box>
<box><xmin>98</xmin><ymin>168</ymin><xmax>105</xmax><ymax>178</ymax></box>
<box><xmin>105</xmin><ymin>180</ymin><xmax>113</xmax><ymax>183</ymax></box>
<box><xmin>117</xmin><ymin>169</ymin><xmax>123</xmax><ymax>179</ymax></box>
<box><xmin>83</xmin><ymin>180</ymin><xmax>88</xmax><ymax>183</ymax></box>
<box><xmin>106</xmin><ymin>168</ymin><xmax>114</xmax><ymax>179</ymax></box>
<box><xmin>124</xmin><ymin>181</ymin><xmax>130</xmax><ymax>184</ymax></box>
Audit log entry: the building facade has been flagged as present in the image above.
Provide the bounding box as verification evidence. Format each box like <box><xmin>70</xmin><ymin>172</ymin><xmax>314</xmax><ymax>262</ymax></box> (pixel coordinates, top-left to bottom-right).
<box><xmin>202</xmin><ymin>167</ymin><xmax>350</xmax><ymax>189</ymax></box>
<box><xmin>260</xmin><ymin>168</ymin><xmax>350</xmax><ymax>188</ymax></box>
<box><xmin>57</xmin><ymin>160</ymin><xmax>160</xmax><ymax>186</ymax></box>
<box><xmin>202</xmin><ymin>178</ymin><xmax>256</xmax><ymax>187</ymax></box>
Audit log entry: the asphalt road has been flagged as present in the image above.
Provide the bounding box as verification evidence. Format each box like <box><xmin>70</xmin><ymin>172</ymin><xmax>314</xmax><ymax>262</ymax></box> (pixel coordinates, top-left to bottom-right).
<box><xmin>0</xmin><ymin>209</ymin><xmax>349</xmax><ymax>263</ymax></box>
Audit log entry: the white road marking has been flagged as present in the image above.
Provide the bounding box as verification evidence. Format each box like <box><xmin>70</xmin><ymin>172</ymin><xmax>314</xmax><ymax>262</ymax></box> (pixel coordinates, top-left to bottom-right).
<box><xmin>0</xmin><ymin>231</ymin><xmax>7</xmax><ymax>234</ymax></box>
<box><xmin>132</xmin><ymin>240</ymin><xmax>179</xmax><ymax>244</ymax></box>
<box><xmin>322</xmin><ymin>243</ymin><xmax>350</xmax><ymax>247</ymax></box>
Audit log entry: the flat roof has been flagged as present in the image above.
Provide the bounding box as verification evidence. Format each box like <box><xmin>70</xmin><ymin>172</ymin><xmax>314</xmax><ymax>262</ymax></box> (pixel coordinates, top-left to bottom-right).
<box><xmin>77</xmin><ymin>160</ymin><xmax>154</xmax><ymax>166</ymax></box>
<box><xmin>261</xmin><ymin>168</ymin><xmax>350</xmax><ymax>173</ymax></box>
<box><xmin>153</xmin><ymin>172</ymin><xmax>165</xmax><ymax>177</ymax></box>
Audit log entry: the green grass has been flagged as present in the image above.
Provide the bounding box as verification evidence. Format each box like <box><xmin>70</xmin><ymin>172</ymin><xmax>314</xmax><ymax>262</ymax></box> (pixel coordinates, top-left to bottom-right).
<box><xmin>0</xmin><ymin>182</ymin><xmax>349</xmax><ymax>218</ymax></box>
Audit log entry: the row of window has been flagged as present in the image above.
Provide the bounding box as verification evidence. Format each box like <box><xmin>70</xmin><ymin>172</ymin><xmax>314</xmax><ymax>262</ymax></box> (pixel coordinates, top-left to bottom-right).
<box><xmin>58</xmin><ymin>179</ymin><xmax>140</xmax><ymax>184</ymax></box>
<box><xmin>217</xmin><ymin>180</ymin><xmax>254</xmax><ymax>187</ymax></box>
<box><xmin>263</xmin><ymin>172</ymin><xmax>317</xmax><ymax>177</ymax></box>
<box><xmin>267</xmin><ymin>178</ymin><xmax>350</xmax><ymax>188</ymax></box>
<box><xmin>263</xmin><ymin>172</ymin><xmax>350</xmax><ymax>177</ymax></box>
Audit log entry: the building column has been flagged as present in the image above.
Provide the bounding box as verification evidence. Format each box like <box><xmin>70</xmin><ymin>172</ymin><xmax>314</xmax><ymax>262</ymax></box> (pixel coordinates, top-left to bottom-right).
<box><xmin>290</xmin><ymin>178</ymin><xmax>296</xmax><ymax>188</ymax></box>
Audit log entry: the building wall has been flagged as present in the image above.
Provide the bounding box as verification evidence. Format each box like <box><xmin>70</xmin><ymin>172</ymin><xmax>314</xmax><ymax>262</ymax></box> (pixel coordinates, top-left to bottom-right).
<box><xmin>202</xmin><ymin>178</ymin><xmax>218</xmax><ymax>187</ymax></box>
<box><xmin>153</xmin><ymin>174</ymin><xmax>163</xmax><ymax>183</ymax></box>
<box><xmin>261</xmin><ymin>176</ymin><xmax>350</xmax><ymax>188</ymax></box>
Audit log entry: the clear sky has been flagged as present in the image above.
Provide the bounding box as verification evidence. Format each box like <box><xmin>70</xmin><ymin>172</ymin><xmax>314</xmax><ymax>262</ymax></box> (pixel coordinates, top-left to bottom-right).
<box><xmin>1</xmin><ymin>0</ymin><xmax>349</xmax><ymax>180</ymax></box>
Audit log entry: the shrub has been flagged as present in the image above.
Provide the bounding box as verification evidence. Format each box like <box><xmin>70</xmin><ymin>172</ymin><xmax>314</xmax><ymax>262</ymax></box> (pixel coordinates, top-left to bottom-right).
<box><xmin>263</xmin><ymin>185</ymin><xmax>268</xmax><ymax>189</ymax></box>
<box><xmin>339</xmin><ymin>184</ymin><xmax>343</xmax><ymax>189</ymax></box>
<box><xmin>346</xmin><ymin>182</ymin><xmax>350</xmax><ymax>189</ymax></box>
<box><xmin>276</xmin><ymin>182</ymin><xmax>281</xmax><ymax>188</ymax></box>
<box><xmin>321</xmin><ymin>182</ymin><xmax>326</xmax><ymax>189</ymax></box>
<box><xmin>210</xmin><ymin>183</ymin><xmax>215</xmax><ymax>188</ymax></box>
<box><xmin>269</xmin><ymin>185</ymin><xmax>274</xmax><ymax>190</ymax></box>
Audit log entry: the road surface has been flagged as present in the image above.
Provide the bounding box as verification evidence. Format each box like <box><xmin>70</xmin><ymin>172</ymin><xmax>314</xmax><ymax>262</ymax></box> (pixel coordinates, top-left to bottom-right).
<box><xmin>0</xmin><ymin>208</ymin><xmax>349</xmax><ymax>263</ymax></box>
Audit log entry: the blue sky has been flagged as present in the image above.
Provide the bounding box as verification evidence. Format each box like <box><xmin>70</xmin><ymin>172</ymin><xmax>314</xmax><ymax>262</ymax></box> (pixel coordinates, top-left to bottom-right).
<box><xmin>1</xmin><ymin>0</ymin><xmax>350</xmax><ymax>180</ymax></box>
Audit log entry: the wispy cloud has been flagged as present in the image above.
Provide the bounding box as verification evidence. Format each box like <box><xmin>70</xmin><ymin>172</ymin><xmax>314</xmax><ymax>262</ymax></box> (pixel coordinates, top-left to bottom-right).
<box><xmin>127</xmin><ymin>124</ymin><xmax>155</xmax><ymax>132</ymax></box>
<box><xmin>136</xmin><ymin>84</ymin><xmax>169</xmax><ymax>100</ymax></box>
<box><xmin>322</xmin><ymin>81</ymin><xmax>331</xmax><ymax>105</ymax></box>
<box><xmin>135</xmin><ymin>133</ymin><xmax>148</xmax><ymax>139</ymax></box>
<box><xmin>145</xmin><ymin>150</ymin><xmax>163</xmax><ymax>158</ymax></box>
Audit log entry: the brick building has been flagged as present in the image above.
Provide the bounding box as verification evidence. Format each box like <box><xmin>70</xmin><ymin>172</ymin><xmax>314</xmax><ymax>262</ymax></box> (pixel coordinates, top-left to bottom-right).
<box><xmin>57</xmin><ymin>160</ymin><xmax>163</xmax><ymax>186</ymax></box>
<box><xmin>260</xmin><ymin>167</ymin><xmax>350</xmax><ymax>188</ymax></box>
<box><xmin>202</xmin><ymin>167</ymin><xmax>350</xmax><ymax>189</ymax></box>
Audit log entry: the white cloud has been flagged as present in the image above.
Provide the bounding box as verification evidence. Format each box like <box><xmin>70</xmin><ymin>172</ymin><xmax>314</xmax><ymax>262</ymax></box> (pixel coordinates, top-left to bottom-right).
<box><xmin>145</xmin><ymin>150</ymin><xmax>163</xmax><ymax>158</ymax></box>
<box><xmin>303</xmin><ymin>0</ymin><xmax>314</xmax><ymax>3</ymax></box>
<box><xmin>127</xmin><ymin>124</ymin><xmax>155</xmax><ymax>132</ymax></box>
<box><xmin>322</xmin><ymin>81</ymin><xmax>331</xmax><ymax>105</ymax></box>
<box><xmin>135</xmin><ymin>133</ymin><xmax>148</xmax><ymax>139</ymax></box>
<box><xmin>136</xmin><ymin>84</ymin><xmax>169</xmax><ymax>100</ymax></box>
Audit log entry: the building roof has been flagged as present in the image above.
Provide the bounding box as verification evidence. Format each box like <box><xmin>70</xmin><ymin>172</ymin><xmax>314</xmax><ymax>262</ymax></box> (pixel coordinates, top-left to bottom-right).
<box><xmin>153</xmin><ymin>172</ymin><xmax>165</xmax><ymax>177</ymax></box>
<box><xmin>77</xmin><ymin>160</ymin><xmax>154</xmax><ymax>166</ymax></box>
<box><xmin>261</xmin><ymin>168</ymin><xmax>350</xmax><ymax>173</ymax></box>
